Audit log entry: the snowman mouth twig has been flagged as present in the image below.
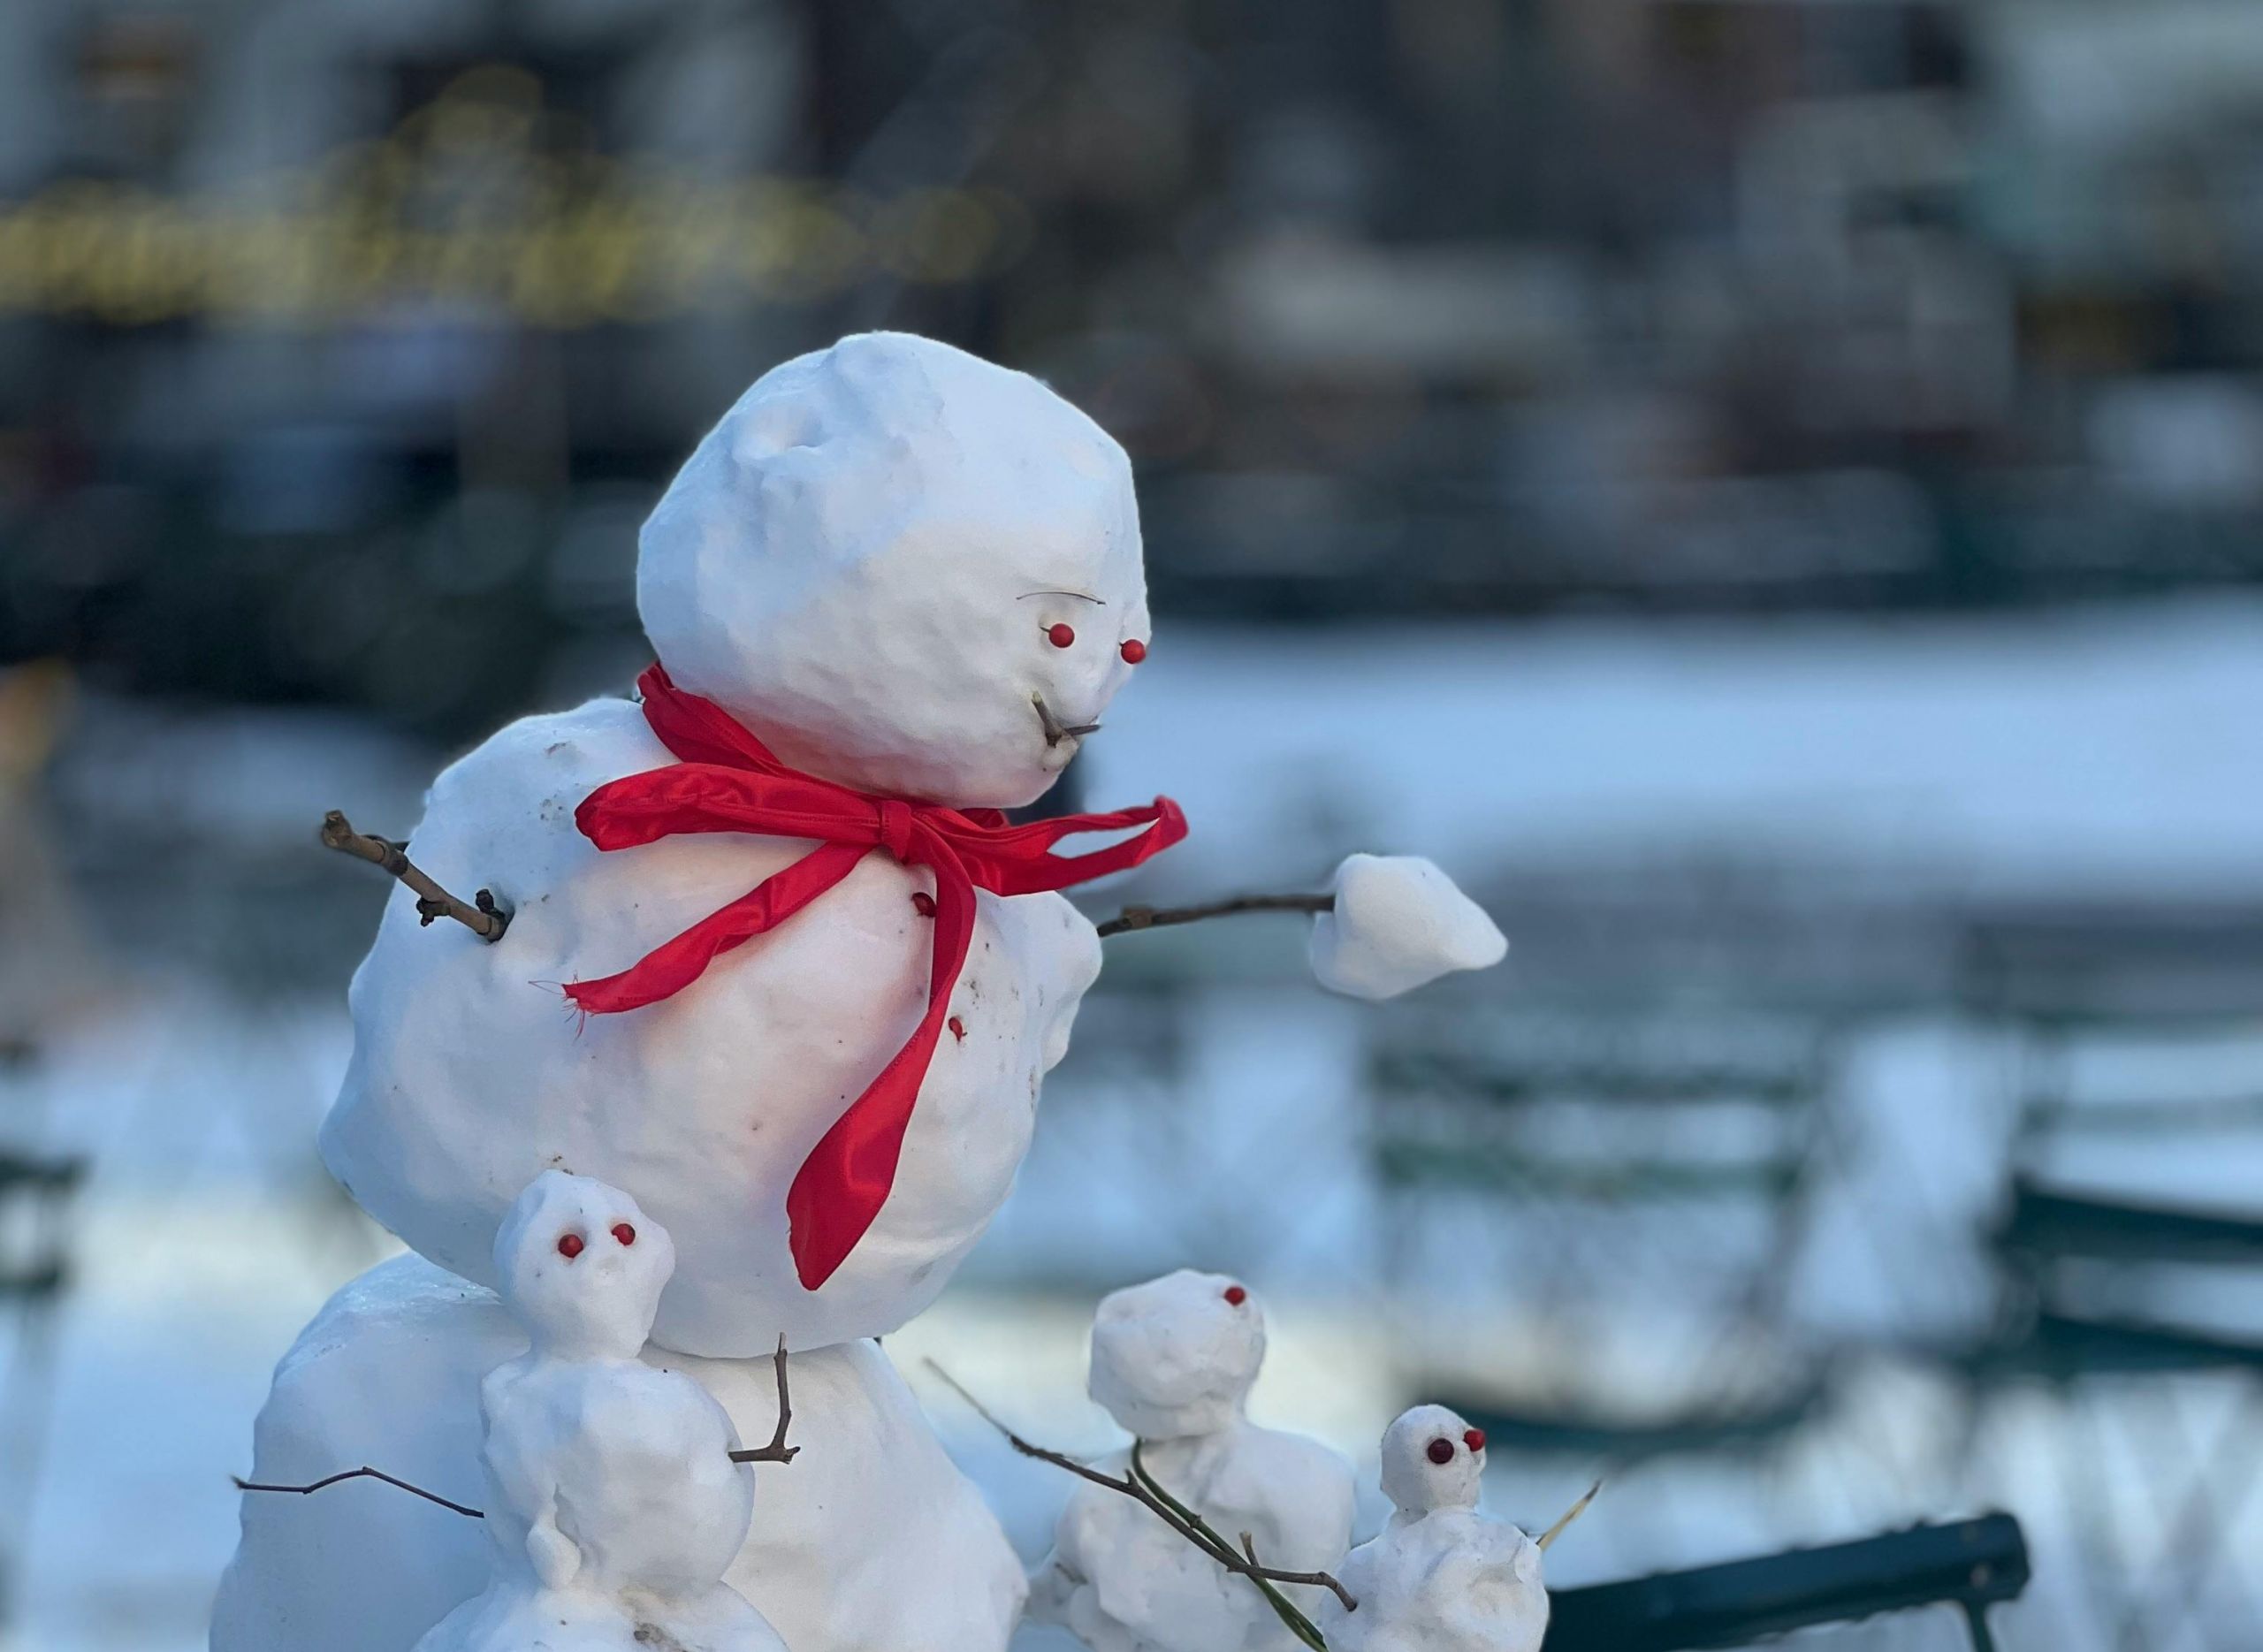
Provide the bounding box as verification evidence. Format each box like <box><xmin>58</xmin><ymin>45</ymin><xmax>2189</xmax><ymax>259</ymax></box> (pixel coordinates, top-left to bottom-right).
<box><xmin>319</xmin><ymin>811</ymin><xmax>510</xmax><ymax>941</ymax></box>
<box><xmin>728</xmin><ymin>1336</ymin><xmax>801</xmax><ymax>1465</ymax></box>
<box><xmin>1032</xmin><ymin>694</ymin><xmax>1100</xmax><ymax>746</ymax></box>
<box><xmin>924</xmin><ymin>1359</ymin><xmax>1352</xmax><ymax>1644</ymax></box>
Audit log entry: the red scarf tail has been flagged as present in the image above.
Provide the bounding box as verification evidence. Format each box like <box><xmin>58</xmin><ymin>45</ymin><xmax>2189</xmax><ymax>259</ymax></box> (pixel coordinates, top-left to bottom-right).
<box><xmin>785</xmin><ymin>838</ymin><xmax>975</xmax><ymax>1286</ymax></box>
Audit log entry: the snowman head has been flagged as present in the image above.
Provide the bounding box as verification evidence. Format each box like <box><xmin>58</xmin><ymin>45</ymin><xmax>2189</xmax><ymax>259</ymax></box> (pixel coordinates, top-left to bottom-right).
<box><xmin>493</xmin><ymin>1170</ymin><xmax>677</xmax><ymax>1360</ymax></box>
<box><xmin>1380</xmin><ymin>1404</ymin><xmax>1488</xmax><ymax>1516</ymax></box>
<box><xmin>637</xmin><ymin>332</ymin><xmax>1150</xmax><ymax>809</ymax></box>
<box><xmin>1086</xmin><ymin>1269</ymin><xmax>1264</xmax><ymax>1441</ymax></box>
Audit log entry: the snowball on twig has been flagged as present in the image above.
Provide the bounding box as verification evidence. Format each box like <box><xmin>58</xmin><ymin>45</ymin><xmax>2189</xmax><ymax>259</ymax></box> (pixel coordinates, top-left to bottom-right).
<box><xmin>1307</xmin><ymin>854</ymin><xmax>1507</xmax><ymax>1001</ymax></box>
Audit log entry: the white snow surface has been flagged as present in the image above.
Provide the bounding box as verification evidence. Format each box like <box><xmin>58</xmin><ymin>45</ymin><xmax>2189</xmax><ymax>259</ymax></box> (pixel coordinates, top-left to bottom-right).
<box><xmin>415</xmin><ymin>1173</ymin><xmax>783</xmax><ymax>1652</ymax></box>
<box><xmin>1307</xmin><ymin>855</ymin><xmax>1507</xmax><ymax>1001</ymax></box>
<box><xmin>638</xmin><ymin>331</ymin><xmax>1151</xmax><ymax>810</ymax></box>
<box><xmin>1318</xmin><ymin>1406</ymin><xmax>1546</xmax><ymax>1652</ymax></box>
<box><xmin>1029</xmin><ymin>1272</ymin><xmax>1355</xmax><ymax>1652</ymax></box>
<box><xmin>210</xmin><ymin>1252</ymin><xmax>1025</xmax><ymax>1652</ymax></box>
<box><xmin>1083</xmin><ymin>600</ymin><xmax>2263</xmax><ymax>901</ymax></box>
<box><xmin>318</xmin><ymin>696</ymin><xmax>1102</xmax><ymax>1356</ymax></box>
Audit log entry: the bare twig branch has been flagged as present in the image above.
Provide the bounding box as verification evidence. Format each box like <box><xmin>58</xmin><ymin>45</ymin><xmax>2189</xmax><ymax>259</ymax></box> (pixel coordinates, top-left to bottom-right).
<box><xmin>1094</xmin><ymin>892</ymin><xmax>1333</xmax><ymax>940</ymax></box>
<box><xmin>728</xmin><ymin>1336</ymin><xmax>800</xmax><ymax>1465</ymax></box>
<box><xmin>320</xmin><ymin>811</ymin><xmax>508</xmax><ymax>940</ymax></box>
<box><xmin>232</xmin><ymin>1465</ymin><xmax>484</xmax><ymax>1519</ymax></box>
<box><xmin>1536</xmin><ymin>1481</ymin><xmax>1602</xmax><ymax>1551</ymax></box>
<box><xmin>925</xmin><ymin>1359</ymin><xmax>1351</xmax><ymax>1648</ymax></box>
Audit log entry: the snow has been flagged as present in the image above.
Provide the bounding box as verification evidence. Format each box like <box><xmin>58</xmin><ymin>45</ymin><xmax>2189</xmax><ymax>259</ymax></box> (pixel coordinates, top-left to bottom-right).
<box><xmin>1318</xmin><ymin>1405</ymin><xmax>1548</xmax><ymax>1652</ymax></box>
<box><xmin>322</xmin><ymin>332</ymin><xmax>1172</xmax><ymax>1354</ymax></box>
<box><xmin>1029</xmin><ymin>1272</ymin><xmax>1355</xmax><ymax>1652</ymax></box>
<box><xmin>1084</xmin><ymin>598</ymin><xmax>2263</xmax><ymax>902</ymax></box>
<box><xmin>318</xmin><ymin>695</ymin><xmax>1102</xmax><ymax>1356</ymax></box>
<box><xmin>414</xmin><ymin>1173</ymin><xmax>783</xmax><ymax>1652</ymax></box>
<box><xmin>1308</xmin><ymin>855</ymin><xmax>1507</xmax><ymax>1001</ymax></box>
<box><xmin>210</xmin><ymin>1252</ymin><xmax>1024</xmax><ymax>1652</ymax></box>
<box><xmin>638</xmin><ymin>331</ymin><xmax>1148</xmax><ymax>810</ymax></box>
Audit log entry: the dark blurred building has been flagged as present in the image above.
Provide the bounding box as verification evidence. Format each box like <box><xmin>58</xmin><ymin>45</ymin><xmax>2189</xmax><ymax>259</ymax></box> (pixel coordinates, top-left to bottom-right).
<box><xmin>4</xmin><ymin>0</ymin><xmax>2263</xmax><ymax>734</ymax></box>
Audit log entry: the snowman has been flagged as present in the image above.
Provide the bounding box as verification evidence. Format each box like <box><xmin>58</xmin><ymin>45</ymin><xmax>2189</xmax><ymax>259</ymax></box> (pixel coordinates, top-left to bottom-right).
<box><xmin>415</xmin><ymin>1171</ymin><xmax>786</xmax><ymax>1652</ymax></box>
<box><xmin>1029</xmin><ymin>1270</ymin><xmax>1355</xmax><ymax>1652</ymax></box>
<box><xmin>220</xmin><ymin>331</ymin><xmax>1505</xmax><ymax>1652</ymax></box>
<box><xmin>1317</xmin><ymin>1406</ymin><xmax>1548</xmax><ymax>1652</ymax></box>
<box><xmin>320</xmin><ymin>330</ymin><xmax>1187</xmax><ymax>1357</ymax></box>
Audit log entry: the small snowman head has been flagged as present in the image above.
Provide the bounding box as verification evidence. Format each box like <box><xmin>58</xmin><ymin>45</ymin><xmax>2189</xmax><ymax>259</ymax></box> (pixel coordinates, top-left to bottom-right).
<box><xmin>1380</xmin><ymin>1404</ymin><xmax>1488</xmax><ymax>1516</ymax></box>
<box><xmin>493</xmin><ymin>1171</ymin><xmax>677</xmax><ymax>1360</ymax></box>
<box><xmin>1087</xmin><ymin>1269</ymin><xmax>1265</xmax><ymax>1441</ymax></box>
<box><xmin>638</xmin><ymin>332</ymin><xmax>1150</xmax><ymax>809</ymax></box>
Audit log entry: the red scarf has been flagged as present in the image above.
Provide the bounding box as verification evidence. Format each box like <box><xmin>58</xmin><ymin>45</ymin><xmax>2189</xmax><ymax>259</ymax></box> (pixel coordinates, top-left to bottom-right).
<box><xmin>567</xmin><ymin>663</ymin><xmax>1186</xmax><ymax>1289</ymax></box>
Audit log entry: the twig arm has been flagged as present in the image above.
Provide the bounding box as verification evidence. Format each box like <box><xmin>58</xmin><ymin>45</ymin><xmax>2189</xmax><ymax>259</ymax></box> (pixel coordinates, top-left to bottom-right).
<box><xmin>1095</xmin><ymin>892</ymin><xmax>1333</xmax><ymax>940</ymax></box>
<box><xmin>728</xmin><ymin>1336</ymin><xmax>801</xmax><ymax>1464</ymax></box>
<box><xmin>320</xmin><ymin>811</ymin><xmax>509</xmax><ymax>940</ymax></box>
<box><xmin>1536</xmin><ymin>1480</ymin><xmax>1602</xmax><ymax>1551</ymax></box>
<box><xmin>232</xmin><ymin>1465</ymin><xmax>484</xmax><ymax>1519</ymax></box>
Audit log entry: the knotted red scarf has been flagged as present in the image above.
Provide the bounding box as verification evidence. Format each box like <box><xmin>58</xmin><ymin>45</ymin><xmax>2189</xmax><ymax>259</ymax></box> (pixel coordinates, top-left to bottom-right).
<box><xmin>566</xmin><ymin>663</ymin><xmax>1186</xmax><ymax>1289</ymax></box>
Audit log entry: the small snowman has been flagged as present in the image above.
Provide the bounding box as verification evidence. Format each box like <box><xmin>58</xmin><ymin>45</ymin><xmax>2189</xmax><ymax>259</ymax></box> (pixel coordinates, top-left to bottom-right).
<box><xmin>1030</xmin><ymin>1270</ymin><xmax>1354</xmax><ymax>1652</ymax></box>
<box><xmin>1318</xmin><ymin>1406</ymin><xmax>1547</xmax><ymax>1652</ymax></box>
<box><xmin>415</xmin><ymin>1171</ymin><xmax>787</xmax><ymax>1652</ymax></box>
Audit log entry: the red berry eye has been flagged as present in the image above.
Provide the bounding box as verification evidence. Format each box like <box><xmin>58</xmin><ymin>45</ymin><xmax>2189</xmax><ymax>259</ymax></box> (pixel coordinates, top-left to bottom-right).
<box><xmin>612</xmin><ymin>1222</ymin><xmax>636</xmax><ymax>1246</ymax></box>
<box><xmin>1119</xmin><ymin>639</ymin><xmax>1147</xmax><ymax>665</ymax></box>
<box><xmin>1427</xmin><ymin>1437</ymin><xmax>1455</xmax><ymax>1465</ymax></box>
<box><xmin>911</xmin><ymin>892</ymin><xmax>936</xmax><ymax>917</ymax></box>
<box><xmin>556</xmin><ymin>1233</ymin><xmax>584</xmax><ymax>1259</ymax></box>
<box><xmin>1223</xmin><ymin>1284</ymin><xmax>1247</xmax><ymax>1306</ymax></box>
<box><xmin>1046</xmin><ymin>622</ymin><xmax>1076</xmax><ymax>648</ymax></box>
<box><xmin>1464</xmin><ymin>1427</ymin><xmax>1486</xmax><ymax>1452</ymax></box>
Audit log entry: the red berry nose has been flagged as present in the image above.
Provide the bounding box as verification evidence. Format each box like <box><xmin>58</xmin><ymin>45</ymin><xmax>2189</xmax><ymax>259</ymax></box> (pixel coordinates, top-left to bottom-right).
<box><xmin>1046</xmin><ymin>623</ymin><xmax>1076</xmax><ymax>649</ymax></box>
<box><xmin>1223</xmin><ymin>1285</ymin><xmax>1247</xmax><ymax>1306</ymax></box>
<box><xmin>1427</xmin><ymin>1437</ymin><xmax>1455</xmax><ymax>1465</ymax></box>
<box><xmin>612</xmin><ymin>1222</ymin><xmax>636</xmax><ymax>1246</ymax></box>
<box><xmin>948</xmin><ymin>1016</ymin><xmax>966</xmax><ymax>1041</ymax></box>
<box><xmin>556</xmin><ymin>1232</ymin><xmax>584</xmax><ymax>1259</ymax></box>
<box><xmin>911</xmin><ymin>892</ymin><xmax>936</xmax><ymax>917</ymax></box>
<box><xmin>1464</xmin><ymin>1427</ymin><xmax>1486</xmax><ymax>1452</ymax></box>
<box><xmin>1120</xmin><ymin>639</ymin><xmax>1147</xmax><ymax>664</ymax></box>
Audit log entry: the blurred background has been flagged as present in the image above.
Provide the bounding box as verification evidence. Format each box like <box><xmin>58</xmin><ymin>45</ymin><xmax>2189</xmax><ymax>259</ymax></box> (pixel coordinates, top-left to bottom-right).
<box><xmin>3</xmin><ymin>0</ymin><xmax>2262</xmax><ymax>1648</ymax></box>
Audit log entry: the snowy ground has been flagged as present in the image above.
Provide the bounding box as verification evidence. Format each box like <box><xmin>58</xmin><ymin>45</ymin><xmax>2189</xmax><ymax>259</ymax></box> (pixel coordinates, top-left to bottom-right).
<box><xmin>5</xmin><ymin>600</ymin><xmax>2262</xmax><ymax>1650</ymax></box>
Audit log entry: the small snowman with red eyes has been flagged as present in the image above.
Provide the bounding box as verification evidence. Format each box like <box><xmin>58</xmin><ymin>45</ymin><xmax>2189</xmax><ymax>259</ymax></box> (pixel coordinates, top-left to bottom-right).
<box><xmin>1317</xmin><ymin>1405</ymin><xmax>1547</xmax><ymax>1652</ymax></box>
<box><xmin>1030</xmin><ymin>1269</ymin><xmax>1355</xmax><ymax>1652</ymax></box>
<box><xmin>415</xmin><ymin>1171</ymin><xmax>787</xmax><ymax>1652</ymax></box>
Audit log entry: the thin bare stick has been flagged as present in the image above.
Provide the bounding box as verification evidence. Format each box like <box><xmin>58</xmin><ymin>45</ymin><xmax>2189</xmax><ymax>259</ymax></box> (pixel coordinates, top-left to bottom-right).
<box><xmin>925</xmin><ymin>1359</ymin><xmax>1352</xmax><ymax>1647</ymax></box>
<box><xmin>1095</xmin><ymin>892</ymin><xmax>1333</xmax><ymax>939</ymax></box>
<box><xmin>728</xmin><ymin>1336</ymin><xmax>800</xmax><ymax>1465</ymax></box>
<box><xmin>320</xmin><ymin>811</ymin><xmax>508</xmax><ymax>940</ymax></box>
<box><xmin>233</xmin><ymin>1465</ymin><xmax>484</xmax><ymax>1519</ymax></box>
<box><xmin>1536</xmin><ymin>1481</ymin><xmax>1602</xmax><ymax>1551</ymax></box>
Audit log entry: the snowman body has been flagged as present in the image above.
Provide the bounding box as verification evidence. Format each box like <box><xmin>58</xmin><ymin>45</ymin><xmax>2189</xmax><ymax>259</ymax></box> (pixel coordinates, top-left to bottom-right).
<box><xmin>322</xmin><ymin>693</ymin><xmax>1100</xmax><ymax>1356</ymax></box>
<box><xmin>415</xmin><ymin>1172</ymin><xmax>786</xmax><ymax>1652</ymax></box>
<box><xmin>1319</xmin><ymin>1407</ymin><xmax>1547</xmax><ymax>1652</ymax></box>
<box><xmin>322</xmin><ymin>331</ymin><xmax>1154</xmax><ymax>1357</ymax></box>
<box><xmin>1032</xmin><ymin>1271</ymin><xmax>1356</xmax><ymax>1652</ymax></box>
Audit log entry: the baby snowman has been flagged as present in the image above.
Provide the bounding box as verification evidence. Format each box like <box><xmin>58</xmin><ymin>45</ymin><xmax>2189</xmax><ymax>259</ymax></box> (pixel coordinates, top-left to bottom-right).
<box><xmin>1317</xmin><ymin>1406</ymin><xmax>1547</xmax><ymax>1652</ymax></box>
<box><xmin>1030</xmin><ymin>1270</ymin><xmax>1354</xmax><ymax>1652</ymax></box>
<box><xmin>415</xmin><ymin>1171</ymin><xmax>786</xmax><ymax>1652</ymax></box>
